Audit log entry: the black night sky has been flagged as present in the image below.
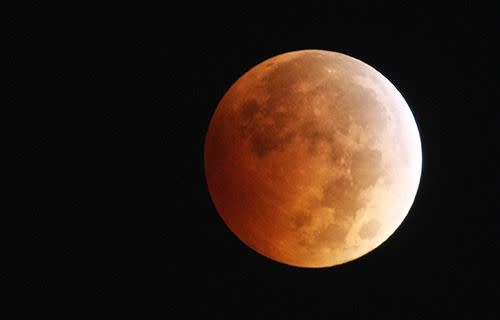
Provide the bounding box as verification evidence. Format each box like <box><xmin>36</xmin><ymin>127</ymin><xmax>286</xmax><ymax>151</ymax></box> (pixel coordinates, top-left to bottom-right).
<box><xmin>13</xmin><ymin>2</ymin><xmax>498</xmax><ymax>318</ymax></box>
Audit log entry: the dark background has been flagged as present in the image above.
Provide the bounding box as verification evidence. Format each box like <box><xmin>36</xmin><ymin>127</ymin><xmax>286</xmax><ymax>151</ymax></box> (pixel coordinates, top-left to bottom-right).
<box><xmin>12</xmin><ymin>2</ymin><xmax>498</xmax><ymax>318</ymax></box>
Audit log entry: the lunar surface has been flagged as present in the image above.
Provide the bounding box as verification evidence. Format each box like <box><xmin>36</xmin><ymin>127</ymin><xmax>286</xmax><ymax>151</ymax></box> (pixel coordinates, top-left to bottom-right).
<box><xmin>204</xmin><ymin>50</ymin><xmax>421</xmax><ymax>268</ymax></box>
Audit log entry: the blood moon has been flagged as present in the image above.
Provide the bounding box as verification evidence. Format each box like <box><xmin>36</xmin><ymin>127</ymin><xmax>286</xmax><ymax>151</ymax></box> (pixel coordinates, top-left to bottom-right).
<box><xmin>204</xmin><ymin>50</ymin><xmax>421</xmax><ymax>268</ymax></box>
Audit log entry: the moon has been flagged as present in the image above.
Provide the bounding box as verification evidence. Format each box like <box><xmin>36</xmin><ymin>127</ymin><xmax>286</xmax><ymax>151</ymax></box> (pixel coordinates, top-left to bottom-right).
<box><xmin>204</xmin><ymin>50</ymin><xmax>421</xmax><ymax>268</ymax></box>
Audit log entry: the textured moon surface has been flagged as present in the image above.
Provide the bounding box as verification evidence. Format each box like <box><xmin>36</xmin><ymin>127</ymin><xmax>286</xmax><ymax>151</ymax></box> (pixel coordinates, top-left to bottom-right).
<box><xmin>204</xmin><ymin>50</ymin><xmax>421</xmax><ymax>268</ymax></box>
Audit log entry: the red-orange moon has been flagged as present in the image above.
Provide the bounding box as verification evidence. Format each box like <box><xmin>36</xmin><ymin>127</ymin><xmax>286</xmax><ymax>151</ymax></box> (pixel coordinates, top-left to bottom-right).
<box><xmin>204</xmin><ymin>50</ymin><xmax>421</xmax><ymax>268</ymax></box>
